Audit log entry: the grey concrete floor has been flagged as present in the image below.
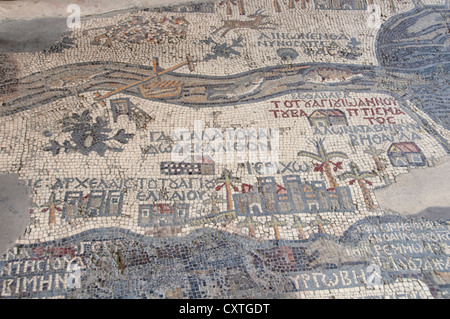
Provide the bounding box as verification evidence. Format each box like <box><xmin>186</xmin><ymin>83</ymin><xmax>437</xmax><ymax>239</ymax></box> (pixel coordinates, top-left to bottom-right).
<box><xmin>0</xmin><ymin>0</ymin><xmax>206</xmax><ymax>53</ymax></box>
<box><xmin>0</xmin><ymin>0</ymin><xmax>205</xmax><ymax>20</ymax></box>
<box><xmin>0</xmin><ymin>17</ymin><xmax>68</xmax><ymax>53</ymax></box>
<box><xmin>375</xmin><ymin>155</ymin><xmax>450</xmax><ymax>219</ymax></box>
<box><xmin>0</xmin><ymin>174</ymin><xmax>31</xmax><ymax>254</ymax></box>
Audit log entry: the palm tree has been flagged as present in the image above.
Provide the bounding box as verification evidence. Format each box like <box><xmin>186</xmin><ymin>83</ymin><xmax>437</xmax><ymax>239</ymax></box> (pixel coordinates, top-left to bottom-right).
<box><xmin>216</xmin><ymin>169</ymin><xmax>240</xmax><ymax>211</ymax></box>
<box><xmin>293</xmin><ymin>0</ymin><xmax>309</xmax><ymax>9</ymax></box>
<box><xmin>220</xmin><ymin>0</ymin><xmax>246</xmax><ymax>15</ymax></box>
<box><xmin>237</xmin><ymin>216</ymin><xmax>262</xmax><ymax>238</ymax></box>
<box><xmin>340</xmin><ymin>162</ymin><xmax>377</xmax><ymax>212</ymax></box>
<box><xmin>41</xmin><ymin>192</ymin><xmax>62</xmax><ymax>226</ymax></box>
<box><xmin>297</xmin><ymin>139</ymin><xmax>348</xmax><ymax>191</ymax></box>
<box><xmin>265</xmin><ymin>216</ymin><xmax>286</xmax><ymax>239</ymax></box>
<box><xmin>309</xmin><ymin>215</ymin><xmax>330</xmax><ymax>234</ymax></box>
<box><xmin>237</xmin><ymin>0</ymin><xmax>246</xmax><ymax>15</ymax></box>
<box><xmin>275</xmin><ymin>0</ymin><xmax>309</xmax><ymax>11</ymax></box>
<box><xmin>226</xmin><ymin>0</ymin><xmax>233</xmax><ymax>15</ymax></box>
<box><xmin>364</xmin><ymin>145</ymin><xmax>386</xmax><ymax>171</ymax></box>
<box><xmin>292</xmin><ymin>215</ymin><xmax>307</xmax><ymax>239</ymax></box>
<box><xmin>274</xmin><ymin>0</ymin><xmax>282</xmax><ymax>12</ymax></box>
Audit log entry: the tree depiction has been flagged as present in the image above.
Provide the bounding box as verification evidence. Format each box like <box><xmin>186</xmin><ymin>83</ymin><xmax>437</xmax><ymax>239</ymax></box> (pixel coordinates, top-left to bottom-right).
<box><xmin>220</xmin><ymin>0</ymin><xmax>246</xmax><ymax>15</ymax></box>
<box><xmin>203</xmin><ymin>192</ymin><xmax>226</xmax><ymax>214</ymax></box>
<box><xmin>298</xmin><ymin>139</ymin><xmax>348</xmax><ymax>191</ymax></box>
<box><xmin>309</xmin><ymin>215</ymin><xmax>330</xmax><ymax>234</ymax></box>
<box><xmin>340</xmin><ymin>162</ymin><xmax>377</xmax><ymax>212</ymax></box>
<box><xmin>364</xmin><ymin>145</ymin><xmax>386</xmax><ymax>171</ymax></box>
<box><xmin>41</xmin><ymin>192</ymin><xmax>62</xmax><ymax>226</ymax></box>
<box><xmin>238</xmin><ymin>216</ymin><xmax>262</xmax><ymax>237</ymax></box>
<box><xmin>292</xmin><ymin>215</ymin><xmax>307</xmax><ymax>239</ymax></box>
<box><xmin>216</xmin><ymin>169</ymin><xmax>241</xmax><ymax>211</ymax></box>
<box><xmin>265</xmin><ymin>216</ymin><xmax>287</xmax><ymax>239</ymax></box>
<box><xmin>43</xmin><ymin>110</ymin><xmax>134</xmax><ymax>157</ymax></box>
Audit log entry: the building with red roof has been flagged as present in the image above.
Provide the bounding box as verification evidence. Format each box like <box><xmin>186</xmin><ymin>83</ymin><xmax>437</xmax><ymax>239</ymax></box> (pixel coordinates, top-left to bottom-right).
<box><xmin>387</xmin><ymin>142</ymin><xmax>426</xmax><ymax>167</ymax></box>
<box><xmin>308</xmin><ymin>109</ymin><xmax>348</xmax><ymax>127</ymax></box>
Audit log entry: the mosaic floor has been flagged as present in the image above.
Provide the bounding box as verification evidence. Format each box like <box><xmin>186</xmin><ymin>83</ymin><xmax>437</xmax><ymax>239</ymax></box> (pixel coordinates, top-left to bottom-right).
<box><xmin>0</xmin><ymin>0</ymin><xmax>449</xmax><ymax>299</ymax></box>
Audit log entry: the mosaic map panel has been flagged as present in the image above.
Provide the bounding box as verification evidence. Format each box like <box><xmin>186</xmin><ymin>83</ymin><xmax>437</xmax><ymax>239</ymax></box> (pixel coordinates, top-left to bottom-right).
<box><xmin>0</xmin><ymin>0</ymin><xmax>449</xmax><ymax>299</ymax></box>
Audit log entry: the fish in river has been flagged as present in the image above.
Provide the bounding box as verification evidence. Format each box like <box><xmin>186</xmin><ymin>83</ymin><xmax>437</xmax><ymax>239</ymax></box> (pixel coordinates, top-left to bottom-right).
<box><xmin>207</xmin><ymin>73</ymin><xmax>265</xmax><ymax>100</ymax></box>
<box><xmin>303</xmin><ymin>66</ymin><xmax>363</xmax><ymax>84</ymax></box>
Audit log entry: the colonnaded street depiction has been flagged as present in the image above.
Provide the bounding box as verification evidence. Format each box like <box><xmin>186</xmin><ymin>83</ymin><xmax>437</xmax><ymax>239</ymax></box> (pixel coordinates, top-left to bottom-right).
<box><xmin>0</xmin><ymin>0</ymin><xmax>449</xmax><ymax>300</ymax></box>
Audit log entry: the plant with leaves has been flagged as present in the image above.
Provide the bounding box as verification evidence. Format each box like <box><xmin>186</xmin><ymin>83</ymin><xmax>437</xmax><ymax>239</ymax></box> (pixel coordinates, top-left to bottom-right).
<box><xmin>216</xmin><ymin>169</ymin><xmax>241</xmax><ymax>211</ymax></box>
<box><xmin>237</xmin><ymin>216</ymin><xmax>262</xmax><ymax>238</ymax></box>
<box><xmin>219</xmin><ymin>0</ymin><xmax>246</xmax><ymax>15</ymax></box>
<box><xmin>309</xmin><ymin>215</ymin><xmax>330</xmax><ymax>234</ymax></box>
<box><xmin>364</xmin><ymin>145</ymin><xmax>386</xmax><ymax>171</ymax></box>
<box><xmin>289</xmin><ymin>0</ymin><xmax>309</xmax><ymax>9</ymax></box>
<box><xmin>203</xmin><ymin>192</ymin><xmax>226</xmax><ymax>214</ymax></box>
<box><xmin>201</xmin><ymin>37</ymin><xmax>243</xmax><ymax>61</ymax></box>
<box><xmin>275</xmin><ymin>0</ymin><xmax>309</xmax><ymax>11</ymax></box>
<box><xmin>265</xmin><ymin>216</ymin><xmax>287</xmax><ymax>239</ymax></box>
<box><xmin>44</xmin><ymin>110</ymin><xmax>134</xmax><ymax>156</ymax></box>
<box><xmin>273</xmin><ymin>0</ymin><xmax>282</xmax><ymax>12</ymax></box>
<box><xmin>297</xmin><ymin>139</ymin><xmax>348</xmax><ymax>191</ymax></box>
<box><xmin>339</xmin><ymin>162</ymin><xmax>377</xmax><ymax>212</ymax></box>
<box><xmin>292</xmin><ymin>215</ymin><xmax>307</xmax><ymax>239</ymax></box>
<box><xmin>338</xmin><ymin>37</ymin><xmax>362</xmax><ymax>60</ymax></box>
<box><xmin>41</xmin><ymin>192</ymin><xmax>62</xmax><ymax>226</ymax></box>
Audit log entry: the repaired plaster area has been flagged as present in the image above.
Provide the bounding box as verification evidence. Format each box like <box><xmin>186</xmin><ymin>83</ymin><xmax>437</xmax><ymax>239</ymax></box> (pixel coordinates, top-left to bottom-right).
<box><xmin>376</xmin><ymin>156</ymin><xmax>450</xmax><ymax>219</ymax></box>
<box><xmin>0</xmin><ymin>174</ymin><xmax>31</xmax><ymax>254</ymax></box>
